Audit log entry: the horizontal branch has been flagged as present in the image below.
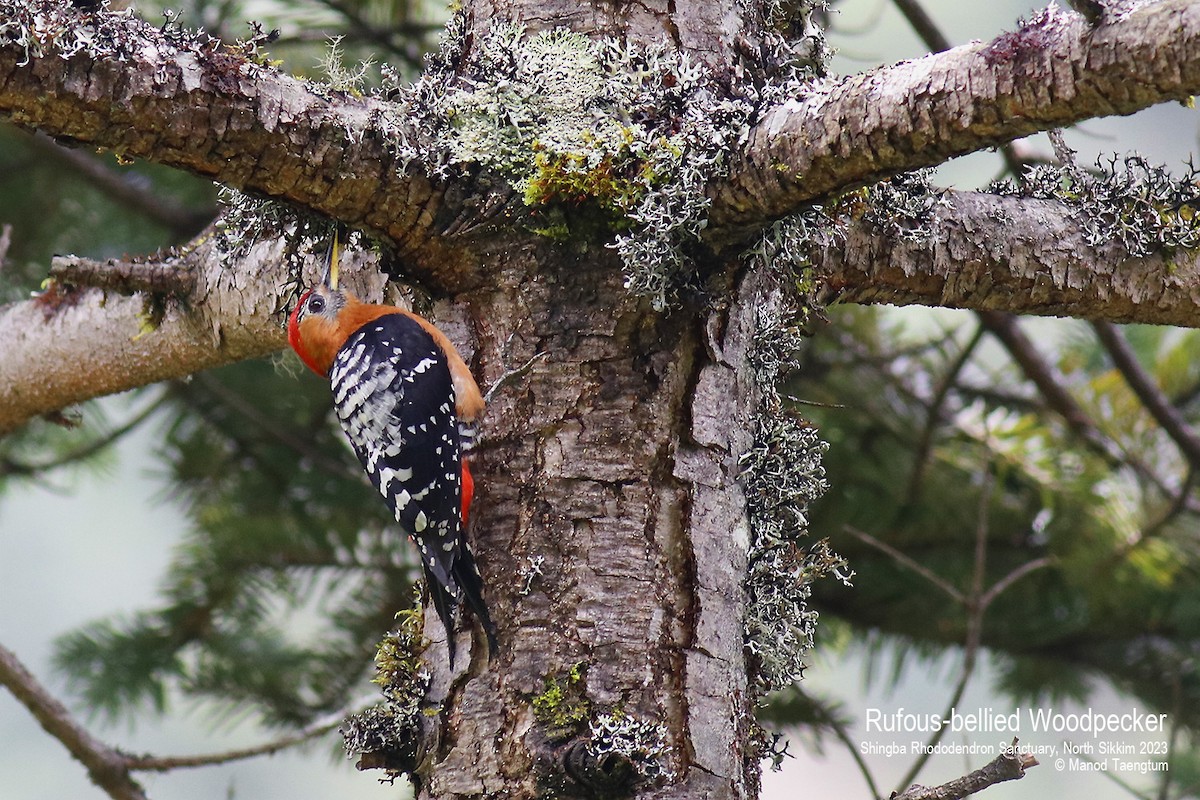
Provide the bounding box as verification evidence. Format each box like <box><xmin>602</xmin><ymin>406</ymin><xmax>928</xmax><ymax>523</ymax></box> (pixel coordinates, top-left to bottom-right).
<box><xmin>0</xmin><ymin>1</ymin><xmax>457</xmax><ymax>275</ymax></box>
<box><xmin>49</xmin><ymin>255</ymin><xmax>198</xmax><ymax>297</ymax></box>
<box><xmin>712</xmin><ymin>0</ymin><xmax>1200</xmax><ymax>232</ymax></box>
<box><xmin>893</xmin><ymin>738</ymin><xmax>1038</xmax><ymax>800</ymax></box>
<box><xmin>0</xmin><ymin>243</ymin><xmax>284</xmax><ymax>434</ymax></box>
<box><xmin>0</xmin><ymin>234</ymin><xmax>389</xmax><ymax>434</ymax></box>
<box><xmin>816</xmin><ymin>190</ymin><xmax>1200</xmax><ymax>327</ymax></box>
<box><xmin>0</xmin><ymin>642</ymin><xmax>148</xmax><ymax>800</ymax></box>
<box><xmin>1</xmin><ymin>635</ymin><xmax>360</xmax><ymax>799</ymax></box>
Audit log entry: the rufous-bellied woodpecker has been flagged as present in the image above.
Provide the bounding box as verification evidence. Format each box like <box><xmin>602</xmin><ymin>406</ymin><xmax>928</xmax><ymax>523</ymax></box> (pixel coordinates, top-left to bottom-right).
<box><xmin>287</xmin><ymin>232</ymin><xmax>497</xmax><ymax>665</ymax></box>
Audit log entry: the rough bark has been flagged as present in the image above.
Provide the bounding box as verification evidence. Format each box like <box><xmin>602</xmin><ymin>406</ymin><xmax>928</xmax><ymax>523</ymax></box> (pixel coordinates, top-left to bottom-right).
<box><xmin>710</xmin><ymin>0</ymin><xmax>1200</xmax><ymax>233</ymax></box>
<box><xmin>6</xmin><ymin>1</ymin><xmax>1200</xmax><ymax>255</ymax></box>
<box><xmin>0</xmin><ymin>1</ymin><xmax>1195</xmax><ymax>799</ymax></box>
<box><xmin>0</xmin><ymin>238</ymin><xmax>387</xmax><ymax>434</ymax></box>
<box><xmin>816</xmin><ymin>190</ymin><xmax>1200</xmax><ymax>327</ymax></box>
<box><xmin>411</xmin><ymin>228</ymin><xmax>767</xmax><ymax>799</ymax></box>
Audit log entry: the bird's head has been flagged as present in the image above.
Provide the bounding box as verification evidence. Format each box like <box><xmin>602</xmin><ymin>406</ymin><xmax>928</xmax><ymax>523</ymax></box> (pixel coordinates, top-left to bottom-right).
<box><xmin>287</xmin><ymin>229</ymin><xmax>353</xmax><ymax>377</ymax></box>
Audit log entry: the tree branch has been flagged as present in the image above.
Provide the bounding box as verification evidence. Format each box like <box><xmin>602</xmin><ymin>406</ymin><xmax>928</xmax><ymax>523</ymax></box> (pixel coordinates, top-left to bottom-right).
<box><xmin>843</xmin><ymin>525</ymin><xmax>964</xmax><ymax>604</ymax></box>
<box><xmin>818</xmin><ymin>190</ymin><xmax>1200</xmax><ymax>328</ymax></box>
<box><xmin>2</xmin><ymin>635</ymin><xmax>362</xmax><ymax>795</ymax></box>
<box><xmin>1092</xmin><ymin>320</ymin><xmax>1200</xmax><ymax>470</ymax></box>
<box><xmin>713</xmin><ymin>0</ymin><xmax>1200</xmax><ymax>232</ymax></box>
<box><xmin>891</xmin><ymin>0</ymin><xmax>952</xmax><ymax>53</ymax></box>
<box><xmin>0</xmin><ymin>392</ymin><xmax>166</xmax><ymax>476</ymax></box>
<box><xmin>7</xmin><ymin>0</ymin><xmax>1200</xmax><ymax>262</ymax></box>
<box><xmin>902</xmin><ymin>323</ymin><xmax>984</xmax><ymax>511</ymax></box>
<box><xmin>0</xmin><ymin>229</ymin><xmax>395</xmax><ymax>434</ymax></box>
<box><xmin>50</xmin><ymin>254</ymin><xmax>198</xmax><ymax>297</ymax></box>
<box><xmin>0</xmin><ymin>238</ymin><xmax>285</xmax><ymax>434</ymax></box>
<box><xmin>0</xmin><ymin>1</ymin><xmax>455</xmax><ymax>273</ymax></box>
<box><xmin>124</xmin><ymin>710</ymin><xmax>349</xmax><ymax>771</ymax></box>
<box><xmin>893</xmin><ymin>739</ymin><xmax>1039</xmax><ymax>800</ymax></box>
<box><xmin>0</xmin><ymin>642</ymin><xmax>148</xmax><ymax>800</ymax></box>
<box><xmin>977</xmin><ymin>310</ymin><xmax>1194</xmax><ymax>508</ymax></box>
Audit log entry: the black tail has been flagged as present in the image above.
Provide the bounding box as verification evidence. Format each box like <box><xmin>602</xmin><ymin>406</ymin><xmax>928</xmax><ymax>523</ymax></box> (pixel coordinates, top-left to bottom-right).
<box><xmin>423</xmin><ymin>549</ymin><xmax>498</xmax><ymax>667</ymax></box>
<box><xmin>425</xmin><ymin>565</ymin><xmax>460</xmax><ymax>667</ymax></box>
<box><xmin>455</xmin><ymin>545</ymin><xmax>499</xmax><ymax>659</ymax></box>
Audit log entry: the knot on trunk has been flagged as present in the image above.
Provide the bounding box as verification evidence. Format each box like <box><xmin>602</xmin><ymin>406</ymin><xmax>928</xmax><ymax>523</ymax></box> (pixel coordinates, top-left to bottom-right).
<box><xmin>534</xmin><ymin>712</ymin><xmax>672</xmax><ymax>799</ymax></box>
<box><xmin>562</xmin><ymin>738</ymin><xmax>640</xmax><ymax>796</ymax></box>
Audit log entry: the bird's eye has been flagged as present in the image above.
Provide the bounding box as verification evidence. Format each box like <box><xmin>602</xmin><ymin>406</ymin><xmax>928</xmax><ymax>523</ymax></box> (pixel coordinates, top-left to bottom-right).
<box><xmin>307</xmin><ymin>295</ymin><xmax>326</xmax><ymax>314</ymax></box>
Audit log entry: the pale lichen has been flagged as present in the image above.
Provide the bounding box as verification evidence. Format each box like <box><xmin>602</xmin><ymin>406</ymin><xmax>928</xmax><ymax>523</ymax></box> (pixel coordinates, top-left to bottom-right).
<box><xmin>214</xmin><ymin>188</ymin><xmax>370</xmax><ymax>314</ymax></box>
<box><xmin>990</xmin><ymin>154</ymin><xmax>1200</xmax><ymax>258</ymax></box>
<box><xmin>388</xmin><ymin>17</ymin><xmax>829</xmax><ymax>309</ymax></box>
<box><xmin>586</xmin><ymin>710</ymin><xmax>672</xmax><ymax>782</ymax></box>
<box><xmin>762</xmin><ymin>0</ymin><xmax>832</xmax><ymax>87</ymax></box>
<box><xmin>0</xmin><ymin>0</ymin><xmax>275</xmax><ymax>80</ymax></box>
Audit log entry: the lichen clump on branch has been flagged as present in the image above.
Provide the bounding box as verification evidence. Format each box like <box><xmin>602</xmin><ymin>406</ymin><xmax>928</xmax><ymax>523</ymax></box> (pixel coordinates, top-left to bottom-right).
<box><xmin>340</xmin><ymin>610</ymin><xmax>430</xmax><ymax>777</ymax></box>
<box><xmin>396</xmin><ymin>20</ymin><xmax>756</xmax><ymax>309</ymax></box>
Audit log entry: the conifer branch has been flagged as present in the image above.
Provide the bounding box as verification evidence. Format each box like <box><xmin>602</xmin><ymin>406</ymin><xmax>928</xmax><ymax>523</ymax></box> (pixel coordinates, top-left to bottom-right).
<box><xmin>124</xmin><ymin>712</ymin><xmax>348</xmax><ymax>771</ymax></box>
<box><xmin>714</xmin><ymin>0</ymin><xmax>1200</xmax><ymax>230</ymax></box>
<box><xmin>0</xmin><ymin>642</ymin><xmax>149</xmax><ymax>800</ymax></box>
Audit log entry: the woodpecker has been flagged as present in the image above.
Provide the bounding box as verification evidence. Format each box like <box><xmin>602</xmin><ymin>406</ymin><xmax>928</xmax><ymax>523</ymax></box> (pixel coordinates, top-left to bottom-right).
<box><xmin>287</xmin><ymin>232</ymin><xmax>497</xmax><ymax>665</ymax></box>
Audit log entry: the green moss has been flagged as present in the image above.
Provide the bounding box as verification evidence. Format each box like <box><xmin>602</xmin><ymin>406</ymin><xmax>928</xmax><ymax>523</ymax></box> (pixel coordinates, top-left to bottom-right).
<box><xmin>402</xmin><ymin>22</ymin><xmax>785</xmax><ymax>309</ymax></box>
<box><xmin>532</xmin><ymin>662</ymin><xmax>590</xmax><ymax>733</ymax></box>
<box><xmin>373</xmin><ymin>608</ymin><xmax>426</xmax><ymax>691</ymax></box>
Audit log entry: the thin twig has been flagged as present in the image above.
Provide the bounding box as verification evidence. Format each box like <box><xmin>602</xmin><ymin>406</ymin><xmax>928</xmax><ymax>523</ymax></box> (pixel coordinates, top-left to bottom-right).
<box><xmin>782</xmin><ymin>394</ymin><xmax>847</xmax><ymax>409</ymax></box>
<box><xmin>978</xmin><ymin>312</ymin><xmax>1105</xmax><ymax>450</ymax></box>
<box><xmin>979</xmin><ymin>311</ymin><xmax>1190</xmax><ymax>508</ymax></box>
<box><xmin>190</xmin><ymin>372</ymin><xmax>352</xmax><ymax>478</ymax></box>
<box><xmin>26</xmin><ymin>132</ymin><xmax>213</xmax><ymax>241</ymax></box>
<box><xmin>1067</xmin><ymin>749</ymin><xmax>1153</xmax><ymax>800</ymax></box>
<box><xmin>893</xmin><ymin>738</ymin><xmax>1038</xmax><ymax>800</ymax></box>
<box><xmin>1159</xmin><ymin>668</ymin><xmax>1183</xmax><ymax>800</ymax></box>
<box><xmin>2</xmin><ymin>634</ymin><xmax>372</xmax><ymax>792</ymax></box>
<box><xmin>0</xmin><ymin>394</ymin><xmax>167</xmax><ymax>477</ymax></box>
<box><xmin>808</xmin><ymin>697</ymin><xmax>883</xmax><ymax>799</ymax></box>
<box><xmin>1092</xmin><ymin>320</ymin><xmax>1200</xmax><ymax>471</ymax></box>
<box><xmin>125</xmin><ymin>708</ymin><xmax>348</xmax><ymax>771</ymax></box>
<box><xmin>0</xmin><ymin>223</ymin><xmax>12</xmax><ymax>272</ymax></box>
<box><xmin>978</xmin><ymin>556</ymin><xmax>1054</xmax><ymax>610</ymax></box>
<box><xmin>0</xmin><ymin>642</ymin><xmax>149</xmax><ymax>800</ymax></box>
<box><xmin>891</xmin><ymin>0</ymin><xmax>951</xmax><ymax>52</ymax></box>
<box><xmin>902</xmin><ymin>324</ymin><xmax>985</xmax><ymax>512</ymax></box>
<box><xmin>308</xmin><ymin>0</ymin><xmax>432</xmax><ymax>67</ymax></box>
<box><xmin>842</xmin><ymin>525</ymin><xmax>963</xmax><ymax>604</ymax></box>
<box><xmin>894</xmin><ymin>464</ymin><xmax>994</xmax><ymax>792</ymax></box>
<box><xmin>1141</xmin><ymin>467</ymin><xmax>1196</xmax><ymax>540</ymax></box>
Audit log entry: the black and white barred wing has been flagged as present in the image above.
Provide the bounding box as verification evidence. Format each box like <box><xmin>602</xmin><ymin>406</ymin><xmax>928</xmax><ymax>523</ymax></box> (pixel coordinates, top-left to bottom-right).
<box><xmin>328</xmin><ymin>314</ymin><xmax>464</xmax><ymax>592</ymax></box>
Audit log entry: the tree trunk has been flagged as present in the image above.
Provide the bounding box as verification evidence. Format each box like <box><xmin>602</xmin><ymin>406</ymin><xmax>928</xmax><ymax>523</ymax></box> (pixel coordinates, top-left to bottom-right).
<box><xmin>401</xmin><ymin>216</ymin><xmax>769</xmax><ymax>797</ymax></box>
<box><xmin>349</xmin><ymin>3</ymin><xmax>786</xmax><ymax>795</ymax></box>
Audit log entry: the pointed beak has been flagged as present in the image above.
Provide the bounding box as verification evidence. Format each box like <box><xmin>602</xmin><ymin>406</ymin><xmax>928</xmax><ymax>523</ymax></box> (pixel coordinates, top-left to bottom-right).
<box><xmin>321</xmin><ymin>225</ymin><xmax>343</xmax><ymax>290</ymax></box>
